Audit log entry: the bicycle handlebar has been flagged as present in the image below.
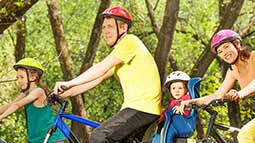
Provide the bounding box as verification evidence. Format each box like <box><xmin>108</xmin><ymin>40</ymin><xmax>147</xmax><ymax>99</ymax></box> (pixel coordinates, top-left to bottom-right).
<box><xmin>47</xmin><ymin>85</ymin><xmax>69</xmax><ymax>105</ymax></box>
<box><xmin>48</xmin><ymin>93</ymin><xmax>65</xmax><ymax>105</ymax></box>
<box><xmin>201</xmin><ymin>98</ymin><xmax>229</xmax><ymax>110</ymax></box>
<box><xmin>189</xmin><ymin>98</ymin><xmax>230</xmax><ymax>116</ymax></box>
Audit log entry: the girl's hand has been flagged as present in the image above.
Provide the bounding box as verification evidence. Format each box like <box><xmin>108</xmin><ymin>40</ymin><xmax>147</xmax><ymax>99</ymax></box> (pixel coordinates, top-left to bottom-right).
<box><xmin>173</xmin><ymin>100</ymin><xmax>191</xmax><ymax>115</ymax></box>
<box><xmin>226</xmin><ymin>89</ymin><xmax>240</xmax><ymax>101</ymax></box>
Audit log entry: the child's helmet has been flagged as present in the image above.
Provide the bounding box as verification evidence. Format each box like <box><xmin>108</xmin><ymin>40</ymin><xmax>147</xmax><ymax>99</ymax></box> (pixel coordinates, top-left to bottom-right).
<box><xmin>164</xmin><ymin>71</ymin><xmax>190</xmax><ymax>87</ymax></box>
<box><xmin>13</xmin><ymin>58</ymin><xmax>45</xmax><ymax>77</ymax></box>
<box><xmin>101</xmin><ymin>6</ymin><xmax>132</xmax><ymax>28</ymax></box>
<box><xmin>210</xmin><ymin>29</ymin><xmax>241</xmax><ymax>54</ymax></box>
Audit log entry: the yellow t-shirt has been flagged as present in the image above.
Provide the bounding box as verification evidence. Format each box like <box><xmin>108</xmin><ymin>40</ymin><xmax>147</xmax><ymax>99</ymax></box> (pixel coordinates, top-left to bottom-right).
<box><xmin>110</xmin><ymin>34</ymin><xmax>162</xmax><ymax>115</ymax></box>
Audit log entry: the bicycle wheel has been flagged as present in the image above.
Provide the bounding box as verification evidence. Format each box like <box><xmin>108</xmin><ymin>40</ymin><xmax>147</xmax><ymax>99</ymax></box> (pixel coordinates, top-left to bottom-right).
<box><xmin>210</xmin><ymin>128</ymin><xmax>227</xmax><ymax>143</ymax></box>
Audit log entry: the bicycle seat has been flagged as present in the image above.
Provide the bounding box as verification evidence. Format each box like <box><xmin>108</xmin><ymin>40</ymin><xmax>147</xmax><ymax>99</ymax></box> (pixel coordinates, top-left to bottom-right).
<box><xmin>152</xmin><ymin>77</ymin><xmax>202</xmax><ymax>143</ymax></box>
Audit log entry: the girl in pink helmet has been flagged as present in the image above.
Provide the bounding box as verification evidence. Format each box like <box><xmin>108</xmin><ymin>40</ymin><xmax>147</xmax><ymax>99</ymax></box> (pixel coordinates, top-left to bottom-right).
<box><xmin>177</xmin><ymin>29</ymin><xmax>255</xmax><ymax>142</ymax></box>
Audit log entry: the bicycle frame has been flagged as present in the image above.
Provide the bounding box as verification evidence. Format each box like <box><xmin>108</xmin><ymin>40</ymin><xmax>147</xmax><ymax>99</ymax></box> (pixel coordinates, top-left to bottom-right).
<box><xmin>175</xmin><ymin>99</ymin><xmax>240</xmax><ymax>143</ymax></box>
<box><xmin>199</xmin><ymin>99</ymin><xmax>240</xmax><ymax>143</ymax></box>
<box><xmin>44</xmin><ymin>96</ymin><xmax>100</xmax><ymax>143</ymax></box>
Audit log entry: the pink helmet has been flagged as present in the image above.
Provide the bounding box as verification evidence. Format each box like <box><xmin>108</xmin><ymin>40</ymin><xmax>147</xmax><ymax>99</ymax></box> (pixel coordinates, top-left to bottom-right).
<box><xmin>210</xmin><ymin>29</ymin><xmax>241</xmax><ymax>53</ymax></box>
<box><xmin>101</xmin><ymin>6</ymin><xmax>132</xmax><ymax>28</ymax></box>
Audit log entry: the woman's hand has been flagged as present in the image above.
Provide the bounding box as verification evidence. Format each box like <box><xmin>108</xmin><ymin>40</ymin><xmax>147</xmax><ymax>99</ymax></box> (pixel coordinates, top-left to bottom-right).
<box><xmin>173</xmin><ymin>100</ymin><xmax>192</xmax><ymax>115</ymax></box>
<box><xmin>226</xmin><ymin>89</ymin><xmax>241</xmax><ymax>101</ymax></box>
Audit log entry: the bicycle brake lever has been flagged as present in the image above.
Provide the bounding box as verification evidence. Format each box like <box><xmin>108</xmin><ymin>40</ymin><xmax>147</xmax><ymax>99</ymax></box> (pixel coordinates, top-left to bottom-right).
<box><xmin>211</xmin><ymin>99</ymin><xmax>228</xmax><ymax>107</ymax></box>
<box><xmin>47</xmin><ymin>93</ymin><xmax>56</xmax><ymax>105</ymax></box>
<box><xmin>48</xmin><ymin>93</ymin><xmax>65</xmax><ymax>105</ymax></box>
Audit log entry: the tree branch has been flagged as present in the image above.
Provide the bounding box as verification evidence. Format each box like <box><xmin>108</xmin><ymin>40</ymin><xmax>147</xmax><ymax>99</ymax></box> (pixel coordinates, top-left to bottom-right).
<box><xmin>239</xmin><ymin>13</ymin><xmax>255</xmax><ymax>38</ymax></box>
<box><xmin>145</xmin><ymin>0</ymin><xmax>160</xmax><ymax>37</ymax></box>
<box><xmin>0</xmin><ymin>0</ymin><xmax>38</xmax><ymax>34</ymax></box>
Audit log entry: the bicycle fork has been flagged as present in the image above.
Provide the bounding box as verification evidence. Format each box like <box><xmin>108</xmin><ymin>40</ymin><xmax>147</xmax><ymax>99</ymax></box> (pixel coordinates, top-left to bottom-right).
<box><xmin>44</xmin><ymin>126</ymin><xmax>57</xmax><ymax>143</ymax></box>
<box><xmin>204</xmin><ymin>109</ymin><xmax>226</xmax><ymax>143</ymax></box>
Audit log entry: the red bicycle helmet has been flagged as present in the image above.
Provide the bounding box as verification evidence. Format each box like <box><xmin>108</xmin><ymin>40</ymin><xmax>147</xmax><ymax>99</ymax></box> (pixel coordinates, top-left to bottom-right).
<box><xmin>210</xmin><ymin>29</ymin><xmax>241</xmax><ymax>53</ymax></box>
<box><xmin>101</xmin><ymin>6</ymin><xmax>132</xmax><ymax>28</ymax></box>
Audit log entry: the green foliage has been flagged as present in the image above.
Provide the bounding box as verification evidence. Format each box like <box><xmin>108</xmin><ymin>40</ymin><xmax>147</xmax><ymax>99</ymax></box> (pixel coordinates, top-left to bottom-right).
<box><xmin>14</xmin><ymin>0</ymin><xmax>25</xmax><ymax>7</ymax></box>
<box><xmin>0</xmin><ymin>8</ymin><xmax>7</xmax><ymax>16</ymax></box>
<box><xmin>84</xmin><ymin>77</ymin><xmax>123</xmax><ymax>123</ymax></box>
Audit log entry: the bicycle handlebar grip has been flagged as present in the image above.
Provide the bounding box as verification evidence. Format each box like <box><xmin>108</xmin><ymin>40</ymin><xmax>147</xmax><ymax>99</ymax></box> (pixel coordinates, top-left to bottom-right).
<box><xmin>210</xmin><ymin>98</ymin><xmax>229</xmax><ymax>107</ymax></box>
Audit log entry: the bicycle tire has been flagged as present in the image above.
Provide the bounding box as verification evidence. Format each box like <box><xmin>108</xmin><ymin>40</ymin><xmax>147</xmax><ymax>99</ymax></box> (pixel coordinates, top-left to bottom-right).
<box><xmin>210</xmin><ymin>128</ymin><xmax>227</xmax><ymax>143</ymax></box>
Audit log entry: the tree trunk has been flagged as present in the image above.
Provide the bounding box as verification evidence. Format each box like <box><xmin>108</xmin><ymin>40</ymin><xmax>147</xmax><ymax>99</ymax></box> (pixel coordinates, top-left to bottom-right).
<box><xmin>79</xmin><ymin>0</ymin><xmax>111</xmax><ymax>73</ymax></box>
<box><xmin>145</xmin><ymin>0</ymin><xmax>160</xmax><ymax>38</ymax></box>
<box><xmin>78</xmin><ymin>0</ymin><xmax>111</xmax><ymax>119</ymax></box>
<box><xmin>46</xmin><ymin>0</ymin><xmax>89</xmax><ymax>142</ymax></box>
<box><xmin>220</xmin><ymin>61</ymin><xmax>240</xmax><ymax>142</ymax></box>
<box><xmin>0</xmin><ymin>0</ymin><xmax>38</xmax><ymax>34</ymax></box>
<box><xmin>14</xmin><ymin>17</ymin><xmax>26</xmax><ymax>62</ymax></box>
<box><xmin>154</xmin><ymin>0</ymin><xmax>180</xmax><ymax>84</ymax></box>
<box><xmin>196</xmin><ymin>115</ymin><xmax>204</xmax><ymax>139</ymax></box>
<box><xmin>227</xmin><ymin>100</ymin><xmax>241</xmax><ymax>142</ymax></box>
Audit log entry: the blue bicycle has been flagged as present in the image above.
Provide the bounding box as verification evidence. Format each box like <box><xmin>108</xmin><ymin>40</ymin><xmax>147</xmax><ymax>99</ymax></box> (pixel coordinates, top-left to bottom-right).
<box><xmin>43</xmin><ymin>93</ymin><xmax>100</xmax><ymax>143</ymax></box>
<box><xmin>43</xmin><ymin>93</ymin><xmax>153</xmax><ymax>143</ymax></box>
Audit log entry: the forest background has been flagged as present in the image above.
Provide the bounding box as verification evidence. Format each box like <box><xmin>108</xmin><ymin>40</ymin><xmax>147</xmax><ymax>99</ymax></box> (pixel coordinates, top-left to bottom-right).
<box><xmin>0</xmin><ymin>0</ymin><xmax>254</xmax><ymax>142</ymax></box>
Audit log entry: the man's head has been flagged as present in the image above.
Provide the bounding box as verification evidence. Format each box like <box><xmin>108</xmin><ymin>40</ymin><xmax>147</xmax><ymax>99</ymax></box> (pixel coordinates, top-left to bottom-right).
<box><xmin>101</xmin><ymin>6</ymin><xmax>132</xmax><ymax>47</ymax></box>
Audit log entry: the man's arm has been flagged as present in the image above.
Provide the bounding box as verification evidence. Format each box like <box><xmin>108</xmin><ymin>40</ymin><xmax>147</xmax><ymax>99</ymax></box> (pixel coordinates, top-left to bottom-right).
<box><xmin>60</xmin><ymin>69</ymin><xmax>114</xmax><ymax>99</ymax></box>
<box><xmin>54</xmin><ymin>55</ymin><xmax>122</xmax><ymax>93</ymax></box>
<box><xmin>69</xmin><ymin>55</ymin><xmax>122</xmax><ymax>86</ymax></box>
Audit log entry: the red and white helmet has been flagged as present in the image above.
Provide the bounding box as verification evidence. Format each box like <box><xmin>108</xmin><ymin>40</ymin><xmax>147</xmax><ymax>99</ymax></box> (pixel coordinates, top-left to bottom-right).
<box><xmin>164</xmin><ymin>71</ymin><xmax>190</xmax><ymax>87</ymax></box>
<box><xmin>210</xmin><ymin>29</ymin><xmax>241</xmax><ymax>54</ymax></box>
<box><xmin>101</xmin><ymin>6</ymin><xmax>132</xmax><ymax>28</ymax></box>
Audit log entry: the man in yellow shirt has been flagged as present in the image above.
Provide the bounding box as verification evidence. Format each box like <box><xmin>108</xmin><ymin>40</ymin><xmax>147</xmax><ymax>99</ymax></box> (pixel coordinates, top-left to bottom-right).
<box><xmin>54</xmin><ymin>6</ymin><xmax>161</xmax><ymax>142</ymax></box>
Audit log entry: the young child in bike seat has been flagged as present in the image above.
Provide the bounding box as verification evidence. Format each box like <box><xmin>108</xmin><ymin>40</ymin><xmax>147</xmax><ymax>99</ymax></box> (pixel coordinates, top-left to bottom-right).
<box><xmin>0</xmin><ymin>58</ymin><xmax>65</xmax><ymax>143</ymax></box>
<box><xmin>161</xmin><ymin>71</ymin><xmax>191</xmax><ymax>120</ymax></box>
<box><xmin>154</xmin><ymin>71</ymin><xmax>194</xmax><ymax>143</ymax></box>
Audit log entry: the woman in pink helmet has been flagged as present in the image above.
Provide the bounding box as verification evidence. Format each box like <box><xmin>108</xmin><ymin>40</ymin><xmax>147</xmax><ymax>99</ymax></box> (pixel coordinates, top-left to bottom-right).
<box><xmin>53</xmin><ymin>6</ymin><xmax>161</xmax><ymax>142</ymax></box>
<box><xmin>177</xmin><ymin>29</ymin><xmax>255</xmax><ymax>142</ymax></box>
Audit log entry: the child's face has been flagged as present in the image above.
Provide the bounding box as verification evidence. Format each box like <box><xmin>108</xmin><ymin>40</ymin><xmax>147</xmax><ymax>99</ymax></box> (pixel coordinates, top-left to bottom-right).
<box><xmin>170</xmin><ymin>81</ymin><xmax>187</xmax><ymax>99</ymax></box>
<box><xmin>16</xmin><ymin>69</ymin><xmax>29</xmax><ymax>90</ymax></box>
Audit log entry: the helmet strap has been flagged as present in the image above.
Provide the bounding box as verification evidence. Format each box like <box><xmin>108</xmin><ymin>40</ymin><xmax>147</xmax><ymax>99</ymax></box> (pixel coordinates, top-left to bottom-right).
<box><xmin>229</xmin><ymin>43</ymin><xmax>240</xmax><ymax>70</ymax></box>
<box><xmin>22</xmin><ymin>69</ymin><xmax>37</xmax><ymax>93</ymax></box>
<box><xmin>22</xmin><ymin>69</ymin><xmax>30</xmax><ymax>93</ymax></box>
<box><xmin>110</xmin><ymin>19</ymin><xmax>126</xmax><ymax>48</ymax></box>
